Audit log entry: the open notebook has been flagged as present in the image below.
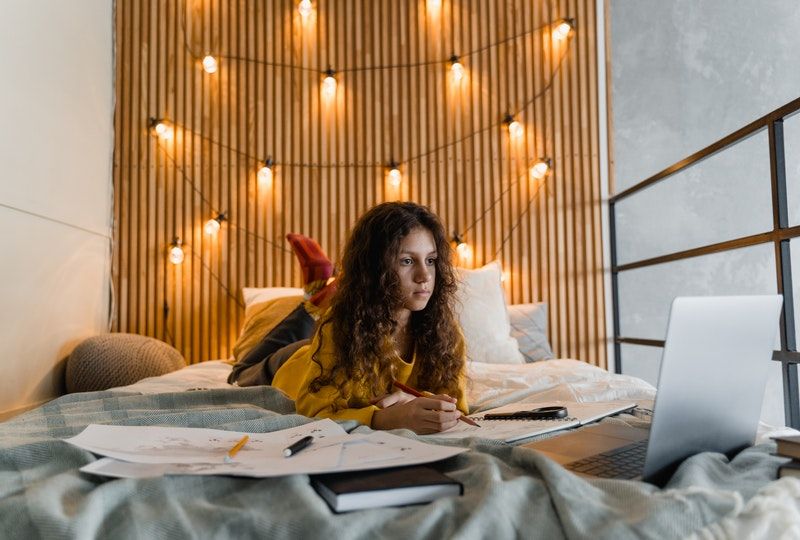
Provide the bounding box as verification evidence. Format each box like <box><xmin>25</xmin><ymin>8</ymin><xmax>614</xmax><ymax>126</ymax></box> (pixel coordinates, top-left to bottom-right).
<box><xmin>426</xmin><ymin>401</ymin><xmax>637</xmax><ymax>443</ymax></box>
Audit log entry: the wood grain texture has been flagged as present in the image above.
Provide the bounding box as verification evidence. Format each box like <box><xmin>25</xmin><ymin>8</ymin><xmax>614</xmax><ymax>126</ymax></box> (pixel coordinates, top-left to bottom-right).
<box><xmin>113</xmin><ymin>0</ymin><xmax>606</xmax><ymax>367</ymax></box>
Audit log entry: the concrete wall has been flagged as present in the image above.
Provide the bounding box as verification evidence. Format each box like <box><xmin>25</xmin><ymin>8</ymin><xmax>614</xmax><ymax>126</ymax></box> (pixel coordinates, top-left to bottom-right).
<box><xmin>608</xmin><ymin>0</ymin><xmax>800</xmax><ymax>426</ymax></box>
<box><xmin>0</xmin><ymin>0</ymin><xmax>113</xmax><ymax>416</ymax></box>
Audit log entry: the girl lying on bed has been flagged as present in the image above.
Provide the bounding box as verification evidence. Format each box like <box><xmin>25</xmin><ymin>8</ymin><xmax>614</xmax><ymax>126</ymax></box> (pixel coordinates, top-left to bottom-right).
<box><xmin>229</xmin><ymin>201</ymin><xmax>468</xmax><ymax>434</ymax></box>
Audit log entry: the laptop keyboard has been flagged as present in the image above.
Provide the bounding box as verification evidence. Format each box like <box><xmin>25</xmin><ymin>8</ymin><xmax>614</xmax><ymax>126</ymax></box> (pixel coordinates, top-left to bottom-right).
<box><xmin>564</xmin><ymin>439</ymin><xmax>649</xmax><ymax>479</ymax></box>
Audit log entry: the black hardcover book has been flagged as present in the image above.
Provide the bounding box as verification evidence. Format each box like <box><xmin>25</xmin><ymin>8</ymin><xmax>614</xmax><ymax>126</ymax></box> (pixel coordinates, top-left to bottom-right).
<box><xmin>310</xmin><ymin>465</ymin><xmax>463</xmax><ymax>513</ymax></box>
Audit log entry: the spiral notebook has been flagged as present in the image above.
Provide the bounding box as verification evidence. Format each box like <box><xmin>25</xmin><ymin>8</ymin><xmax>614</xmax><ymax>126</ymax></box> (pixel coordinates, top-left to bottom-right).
<box><xmin>426</xmin><ymin>401</ymin><xmax>637</xmax><ymax>443</ymax></box>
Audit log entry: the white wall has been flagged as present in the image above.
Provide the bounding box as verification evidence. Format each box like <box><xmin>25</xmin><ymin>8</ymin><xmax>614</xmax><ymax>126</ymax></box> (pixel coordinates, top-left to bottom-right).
<box><xmin>0</xmin><ymin>1</ymin><xmax>113</xmax><ymax>415</ymax></box>
<box><xmin>608</xmin><ymin>0</ymin><xmax>800</xmax><ymax>426</ymax></box>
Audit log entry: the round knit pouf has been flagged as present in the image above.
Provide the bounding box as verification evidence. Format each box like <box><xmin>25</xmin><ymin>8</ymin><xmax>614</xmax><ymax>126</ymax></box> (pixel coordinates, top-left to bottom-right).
<box><xmin>65</xmin><ymin>333</ymin><xmax>186</xmax><ymax>393</ymax></box>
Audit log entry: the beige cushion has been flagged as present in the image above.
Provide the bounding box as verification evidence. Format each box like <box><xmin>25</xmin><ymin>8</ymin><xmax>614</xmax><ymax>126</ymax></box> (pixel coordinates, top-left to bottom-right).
<box><xmin>65</xmin><ymin>333</ymin><xmax>186</xmax><ymax>393</ymax></box>
<box><xmin>233</xmin><ymin>295</ymin><xmax>305</xmax><ymax>363</ymax></box>
<box><xmin>242</xmin><ymin>287</ymin><xmax>304</xmax><ymax>309</ymax></box>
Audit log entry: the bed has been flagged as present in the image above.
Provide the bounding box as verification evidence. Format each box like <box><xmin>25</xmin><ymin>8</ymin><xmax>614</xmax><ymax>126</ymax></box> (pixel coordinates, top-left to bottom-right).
<box><xmin>2</xmin><ymin>266</ymin><xmax>799</xmax><ymax>539</ymax></box>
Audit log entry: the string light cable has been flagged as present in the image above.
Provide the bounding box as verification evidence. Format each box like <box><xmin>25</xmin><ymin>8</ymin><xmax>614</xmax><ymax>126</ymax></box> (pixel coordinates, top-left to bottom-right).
<box><xmin>153</xmin><ymin>120</ymin><xmax>554</xmax><ymax>265</ymax></box>
<box><xmin>161</xmin><ymin>238</ymin><xmax>246</xmax><ymax>346</ymax></box>
<box><xmin>157</xmin><ymin>43</ymin><xmax>569</xmax><ymax>175</ymax></box>
<box><xmin>153</xmin><ymin>139</ymin><xmax>292</xmax><ymax>255</ymax></box>
<box><xmin>492</xmin><ymin>167</ymin><xmax>551</xmax><ymax>259</ymax></box>
<box><xmin>453</xmin><ymin>156</ymin><xmax>553</xmax><ymax>251</ymax></box>
<box><xmin>152</xmin><ymin>0</ymin><xmax>569</xmax><ymax>278</ymax></box>
<box><xmin>178</xmin><ymin>0</ymin><xmax>567</xmax><ymax>75</ymax></box>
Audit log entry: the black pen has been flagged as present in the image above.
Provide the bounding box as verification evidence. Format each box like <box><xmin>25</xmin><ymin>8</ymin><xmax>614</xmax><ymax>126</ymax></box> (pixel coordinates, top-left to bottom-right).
<box><xmin>283</xmin><ymin>435</ymin><xmax>314</xmax><ymax>457</ymax></box>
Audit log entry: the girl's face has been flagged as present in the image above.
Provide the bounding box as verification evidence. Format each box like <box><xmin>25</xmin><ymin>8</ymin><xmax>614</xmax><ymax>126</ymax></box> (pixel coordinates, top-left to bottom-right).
<box><xmin>394</xmin><ymin>226</ymin><xmax>437</xmax><ymax>315</ymax></box>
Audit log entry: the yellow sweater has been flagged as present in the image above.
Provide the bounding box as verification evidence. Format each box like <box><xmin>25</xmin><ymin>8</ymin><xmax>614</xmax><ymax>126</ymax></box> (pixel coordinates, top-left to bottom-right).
<box><xmin>272</xmin><ymin>321</ymin><xmax>468</xmax><ymax>426</ymax></box>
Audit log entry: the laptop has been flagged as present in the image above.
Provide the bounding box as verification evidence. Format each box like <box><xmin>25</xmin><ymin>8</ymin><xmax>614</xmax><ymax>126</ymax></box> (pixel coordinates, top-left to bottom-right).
<box><xmin>525</xmin><ymin>295</ymin><xmax>783</xmax><ymax>486</ymax></box>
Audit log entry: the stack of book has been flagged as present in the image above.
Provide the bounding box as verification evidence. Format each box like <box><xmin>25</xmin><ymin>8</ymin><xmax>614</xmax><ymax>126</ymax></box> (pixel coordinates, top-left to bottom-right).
<box><xmin>774</xmin><ymin>435</ymin><xmax>800</xmax><ymax>478</ymax></box>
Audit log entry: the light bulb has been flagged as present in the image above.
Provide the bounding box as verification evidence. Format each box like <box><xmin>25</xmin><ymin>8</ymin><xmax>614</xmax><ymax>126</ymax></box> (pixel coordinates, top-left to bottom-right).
<box><xmin>322</xmin><ymin>72</ymin><xmax>337</xmax><ymax>99</ymax></box>
<box><xmin>530</xmin><ymin>159</ymin><xmax>551</xmax><ymax>180</ymax></box>
<box><xmin>427</xmin><ymin>0</ymin><xmax>441</xmax><ymax>14</ymax></box>
<box><xmin>554</xmin><ymin>19</ymin><xmax>574</xmax><ymax>40</ymax></box>
<box><xmin>153</xmin><ymin>120</ymin><xmax>173</xmax><ymax>140</ymax></box>
<box><xmin>450</xmin><ymin>59</ymin><xmax>465</xmax><ymax>83</ymax></box>
<box><xmin>258</xmin><ymin>162</ymin><xmax>273</xmax><ymax>187</ymax></box>
<box><xmin>298</xmin><ymin>0</ymin><xmax>312</xmax><ymax>18</ymax></box>
<box><xmin>168</xmin><ymin>244</ymin><xmax>184</xmax><ymax>265</ymax></box>
<box><xmin>204</xmin><ymin>218</ymin><xmax>221</xmax><ymax>235</ymax></box>
<box><xmin>508</xmin><ymin>120</ymin><xmax>523</xmax><ymax>139</ymax></box>
<box><xmin>202</xmin><ymin>55</ymin><xmax>218</xmax><ymax>73</ymax></box>
<box><xmin>456</xmin><ymin>242</ymin><xmax>472</xmax><ymax>261</ymax></box>
<box><xmin>388</xmin><ymin>167</ymin><xmax>401</xmax><ymax>187</ymax></box>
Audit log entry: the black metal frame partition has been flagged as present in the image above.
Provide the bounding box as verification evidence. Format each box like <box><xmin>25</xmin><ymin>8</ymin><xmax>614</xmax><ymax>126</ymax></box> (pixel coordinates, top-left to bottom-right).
<box><xmin>609</xmin><ymin>96</ymin><xmax>800</xmax><ymax>429</ymax></box>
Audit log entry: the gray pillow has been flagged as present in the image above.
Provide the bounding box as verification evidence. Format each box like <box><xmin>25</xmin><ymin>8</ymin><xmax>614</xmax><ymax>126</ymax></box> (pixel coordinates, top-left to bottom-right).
<box><xmin>66</xmin><ymin>333</ymin><xmax>186</xmax><ymax>393</ymax></box>
<box><xmin>507</xmin><ymin>302</ymin><xmax>554</xmax><ymax>362</ymax></box>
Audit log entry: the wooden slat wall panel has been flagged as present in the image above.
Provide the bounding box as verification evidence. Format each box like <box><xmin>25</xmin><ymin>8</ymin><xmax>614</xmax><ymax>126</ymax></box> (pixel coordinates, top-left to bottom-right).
<box><xmin>113</xmin><ymin>0</ymin><xmax>607</xmax><ymax>368</ymax></box>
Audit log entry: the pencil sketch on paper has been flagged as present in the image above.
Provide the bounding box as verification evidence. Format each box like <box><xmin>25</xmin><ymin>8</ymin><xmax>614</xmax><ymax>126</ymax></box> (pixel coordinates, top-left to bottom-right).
<box><xmin>70</xmin><ymin>419</ymin><xmax>468</xmax><ymax>478</ymax></box>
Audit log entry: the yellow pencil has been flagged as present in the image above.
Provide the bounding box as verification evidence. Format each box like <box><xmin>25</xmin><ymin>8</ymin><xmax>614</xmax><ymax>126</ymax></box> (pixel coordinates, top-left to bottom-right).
<box><xmin>225</xmin><ymin>435</ymin><xmax>249</xmax><ymax>462</ymax></box>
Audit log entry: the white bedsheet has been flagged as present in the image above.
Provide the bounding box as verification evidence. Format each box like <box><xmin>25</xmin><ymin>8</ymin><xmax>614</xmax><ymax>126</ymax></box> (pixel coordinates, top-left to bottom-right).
<box><xmin>113</xmin><ymin>358</ymin><xmax>795</xmax><ymax>444</ymax></box>
<box><xmin>112</xmin><ymin>358</ymin><xmax>654</xmax><ymax>406</ymax></box>
<box><xmin>111</xmin><ymin>360</ymin><xmax>236</xmax><ymax>394</ymax></box>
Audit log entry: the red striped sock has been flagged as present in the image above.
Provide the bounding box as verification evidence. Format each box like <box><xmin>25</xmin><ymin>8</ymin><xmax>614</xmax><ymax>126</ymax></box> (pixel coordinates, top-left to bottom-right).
<box><xmin>286</xmin><ymin>233</ymin><xmax>334</xmax><ymax>287</ymax></box>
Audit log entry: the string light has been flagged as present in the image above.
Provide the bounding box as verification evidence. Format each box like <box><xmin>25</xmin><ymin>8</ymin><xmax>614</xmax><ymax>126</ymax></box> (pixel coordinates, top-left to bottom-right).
<box><xmin>450</xmin><ymin>55</ymin><xmax>465</xmax><ymax>83</ymax></box>
<box><xmin>452</xmin><ymin>233</ymin><xmax>473</xmax><ymax>263</ymax></box>
<box><xmin>149</xmin><ymin>117</ymin><xmax>173</xmax><ymax>140</ymax></box>
<box><xmin>168</xmin><ymin>237</ymin><xmax>185</xmax><ymax>265</ymax></box>
<box><xmin>204</xmin><ymin>211</ymin><xmax>228</xmax><ymax>235</ymax></box>
<box><xmin>298</xmin><ymin>0</ymin><xmax>313</xmax><ymax>18</ymax></box>
<box><xmin>202</xmin><ymin>55</ymin><xmax>218</xmax><ymax>73</ymax></box>
<box><xmin>258</xmin><ymin>157</ymin><xmax>274</xmax><ymax>187</ymax></box>
<box><xmin>529</xmin><ymin>158</ymin><xmax>552</xmax><ymax>180</ymax></box>
<box><xmin>153</xmin><ymin>9</ymin><xmax>574</xmax><ymax>281</ymax></box>
<box><xmin>504</xmin><ymin>114</ymin><xmax>524</xmax><ymax>139</ymax></box>
<box><xmin>553</xmin><ymin>18</ymin><xmax>575</xmax><ymax>40</ymax></box>
<box><xmin>387</xmin><ymin>161</ymin><xmax>401</xmax><ymax>187</ymax></box>
<box><xmin>178</xmin><ymin>17</ymin><xmax>573</xmax><ymax>76</ymax></box>
<box><xmin>321</xmin><ymin>68</ymin><xmax>337</xmax><ymax>99</ymax></box>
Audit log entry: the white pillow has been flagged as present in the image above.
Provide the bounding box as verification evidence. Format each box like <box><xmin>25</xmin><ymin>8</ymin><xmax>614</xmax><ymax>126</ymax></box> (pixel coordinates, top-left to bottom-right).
<box><xmin>455</xmin><ymin>261</ymin><xmax>524</xmax><ymax>364</ymax></box>
<box><xmin>242</xmin><ymin>287</ymin><xmax>304</xmax><ymax>308</ymax></box>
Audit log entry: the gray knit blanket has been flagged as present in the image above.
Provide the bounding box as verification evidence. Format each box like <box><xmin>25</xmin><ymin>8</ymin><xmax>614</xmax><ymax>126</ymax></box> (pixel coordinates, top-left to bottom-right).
<box><xmin>1</xmin><ymin>387</ymin><xmax>798</xmax><ymax>539</ymax></box>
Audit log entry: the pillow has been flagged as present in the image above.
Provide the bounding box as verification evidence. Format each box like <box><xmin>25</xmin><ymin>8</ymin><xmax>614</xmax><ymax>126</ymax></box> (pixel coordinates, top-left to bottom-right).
<box><xmin>508</xmin><ymin>302</ymin><xmax>554</xmax><ymax>362</ymax></box>
<box><xmin>65</xmin><ymin>333</ymin><xmax>186</xmax><ymax>393</ymax></box>
<box><xmin>242</xmin><ymin>287</ymin><xmax>304</xmax><ymax>309</ymax></box>
<box><xmin>455</xmin><ymin>261</ymin><xmax>524</xmax><ymax>364</ymax></box>
<box><xmin>233</xmin><ymin>295</ymin><xmax>304</xmax><ymax>363</ymax></box>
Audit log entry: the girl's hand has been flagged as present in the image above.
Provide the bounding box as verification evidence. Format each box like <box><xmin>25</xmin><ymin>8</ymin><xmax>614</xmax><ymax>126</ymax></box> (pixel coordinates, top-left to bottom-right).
<box><xmin>370</xmin><ymin>390</ymin><xmax>416</xmax><ymax>408</ymax></box>
<box><xmin>371</xmin><ymin>395</ymin><xmax>461</xmax><ymax>434</ymax></box>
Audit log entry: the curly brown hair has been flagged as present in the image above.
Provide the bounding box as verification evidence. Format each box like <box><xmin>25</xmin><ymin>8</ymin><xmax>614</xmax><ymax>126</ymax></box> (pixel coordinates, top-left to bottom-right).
<box><xmin>308</xmin><ymin>202</ymin><xmax>465</xmax><ymax>405</ymax></box>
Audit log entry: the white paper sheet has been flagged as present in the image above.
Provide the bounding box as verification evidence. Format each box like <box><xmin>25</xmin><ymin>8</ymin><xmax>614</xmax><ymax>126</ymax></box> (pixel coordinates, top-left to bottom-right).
<box><xmin>67</xmin><ymin>419</ymin><xmax>346</xmax><ymax>465</ymax></box>
<box><xmin>70</xmin><ymin>419</ymin><xmax>466</xmax><ymax>478</ymax></box>
<box><xmin>427</xmin><ymin>417</ymin><xmax>580</xmax><ymax>442</ymax></box>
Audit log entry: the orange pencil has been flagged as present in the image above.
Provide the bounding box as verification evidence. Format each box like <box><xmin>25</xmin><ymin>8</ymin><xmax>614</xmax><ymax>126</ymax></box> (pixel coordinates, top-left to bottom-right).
<box><xmin>392</xmin><ymin>380</ymin><xmax>480</xmax><ymax>427</ymax></box>
<box><xmin>224</xmin><ymin>434</ymin><xmax>249</xmax><ymax>463</ymax></box>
